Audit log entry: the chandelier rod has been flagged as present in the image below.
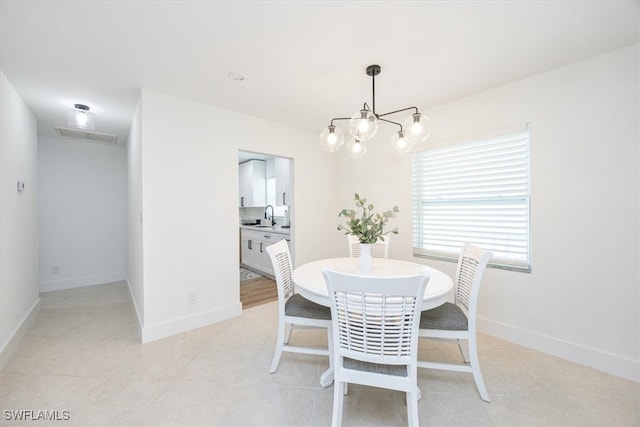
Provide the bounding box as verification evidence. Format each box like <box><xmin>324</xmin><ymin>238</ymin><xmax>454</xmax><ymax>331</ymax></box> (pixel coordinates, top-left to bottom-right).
<box><xmin>372</xmin><ymin>66</ymin><xmax>376</xmax><ymax>115</ymax></box>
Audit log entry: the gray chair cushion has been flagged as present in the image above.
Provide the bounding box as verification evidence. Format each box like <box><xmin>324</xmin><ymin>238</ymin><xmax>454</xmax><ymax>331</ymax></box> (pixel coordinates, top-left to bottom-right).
<box><xmin>419</xmin><ymin>302</ymin><xmax>468</xmax><ymax>331</ymax></box>
<box><xmin>344</xmin><ymin>357</ymin><xmax>407</xmax><ymax>377</ymax></box>
<box><xmin>285</xmin><ymin>293</ymin><xmax>331</xmax><ymax>320</ymax></box>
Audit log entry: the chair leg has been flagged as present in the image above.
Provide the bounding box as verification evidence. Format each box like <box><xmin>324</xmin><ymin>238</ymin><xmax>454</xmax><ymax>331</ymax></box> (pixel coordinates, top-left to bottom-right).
<box><xmin>468</xmin><ymin>333</ymin><xmax>490</xmax><ymax>402</ymax></box>
<box><xmin>406</xmin><ymin>390</ymin><xmax>420</xmax><ymax>426</ymax></box>
<box><xmin>332</xmin><ymin>380</ymin><xmax>344</xmax><ymax>427</ymax></box>
<box><xmin>327</xmin><ymin>326</ymin><xmax>334</xmax><ymax>380</ymax></box>
<box><xmin>270</xmin><ymin>320</ymin><xmax>286</xmax><ymax>373</ymax></box>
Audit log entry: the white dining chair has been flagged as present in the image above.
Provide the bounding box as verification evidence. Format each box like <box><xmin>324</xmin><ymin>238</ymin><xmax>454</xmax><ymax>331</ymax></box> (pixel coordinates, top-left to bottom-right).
<box><xmin>266</xmin><ymin>239</ymin><xmax>332</xmax><ymax>374</ymax></box>
<box><xmin>323</xmin><ymin>268</ymin><xmax>430</xmax><ymax>427</ymax></box>
<box><xmin>417</xmin><ymin>242</ymin><xmax>493</xmax><ymax>402</ymax></box>
<box><xmin>347</xmin><ymin>234</ymin><xmax>390</xmax><ymax>258</ymax></box>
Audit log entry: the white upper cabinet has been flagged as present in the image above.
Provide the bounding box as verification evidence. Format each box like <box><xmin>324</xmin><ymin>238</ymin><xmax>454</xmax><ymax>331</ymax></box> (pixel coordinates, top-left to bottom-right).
<box><xmin>274</xmin><ymin>157</ymin><xmax>291</xmax><ymax>207</ymax></box>
<box><xmin>239</xmin><ymin>160</ymin><xmax>266</xmax><ymax>207</ymax></box>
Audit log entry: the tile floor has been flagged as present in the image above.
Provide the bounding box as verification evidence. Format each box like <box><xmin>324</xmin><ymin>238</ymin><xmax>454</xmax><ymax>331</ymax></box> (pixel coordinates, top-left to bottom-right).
<box><xmin>1</xmin><ymin>281</ymin><xmax>638</xmax><ymax>426</ymax></box>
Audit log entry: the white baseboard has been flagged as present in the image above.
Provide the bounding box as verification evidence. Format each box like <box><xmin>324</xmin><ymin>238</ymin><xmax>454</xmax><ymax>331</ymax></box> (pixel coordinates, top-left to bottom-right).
<box><xmin>124</xmin><ymin>278</ymin><xmax>242</xmax><ymax>344</ymax></box>
<box><xmin>478</xmin><ymin>317</ymin><xmax>639</xmax><ymax>383</ymax></box>
<box><xmin>141</xmin><ymin>303</ymin><xmax>242</xmax><ymax>343</ymax></box>
<box><xmin>0</xmin><ymin>297</ymin><xmax>41</xmax><ymax>370</ymax></box>
<box><xmin>39</xmin><ymin>272</ymin><xmax>126</xmax><ymax>293</ymax></box>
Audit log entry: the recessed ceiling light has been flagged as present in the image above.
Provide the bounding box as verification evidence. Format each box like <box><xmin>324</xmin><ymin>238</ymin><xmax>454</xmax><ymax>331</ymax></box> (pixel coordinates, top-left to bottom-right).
<box><xmin>228</xmin><ymin>71</ymin><xmax>245</xmax><ymax>81</ymax></box>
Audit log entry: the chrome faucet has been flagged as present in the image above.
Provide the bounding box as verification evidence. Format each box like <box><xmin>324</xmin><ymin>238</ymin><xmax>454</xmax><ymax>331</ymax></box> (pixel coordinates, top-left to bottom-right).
<box><xmin>264</xmin><ymin>205</ymin><xmax>275</xmax><ymax>226</ymax></box>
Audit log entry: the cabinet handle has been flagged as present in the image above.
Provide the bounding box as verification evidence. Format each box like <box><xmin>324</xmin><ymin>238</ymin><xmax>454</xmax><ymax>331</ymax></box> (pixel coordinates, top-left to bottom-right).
<box><xmin>248</xmin><ymin>240</ymin><xmax>252</xmax><ymax>250</ymax></box>
<box><xmin>260</xmin><ymin>242</ymin><xmax>263</xmax><ymax>253</ymax></box>
<box><xmin>240</xmin><ymin>196</ymin><xmax>245</xmax><ymax>207</ymax></box>
<box><xmin>263</xmin><ymin>235</ymin><xmax>271</xmax><ymax>239</ymax></box>
<box><xmin>282</xmin><ymin>192</ymin><xmax>286</xmax><ymax>205</ymax></box>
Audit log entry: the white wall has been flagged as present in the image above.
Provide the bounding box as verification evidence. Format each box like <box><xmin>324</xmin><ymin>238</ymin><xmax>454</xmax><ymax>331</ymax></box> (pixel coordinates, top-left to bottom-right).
<box><xmin>127</xmin><ymin>96</ymin><xmax>144</xmax><ymax>330</ymax></box>
<box><xmin>0</xmin><ymin>71</ymin><xmax>40</xmax><ymax>367</ymax></box>
<box><xmin>137</xmin><ymin>89</ymin><xmax>338</xmax><ymax>342</ymax></box>
<box><xmin>38</xmin><ymin>136</ymin><xmax>127</xmax><ymax>292</ymax></box>
<box><xmin>336</xmin><ymin>45</ymin><xmax>639</xmax><ymax>381</ymax></box>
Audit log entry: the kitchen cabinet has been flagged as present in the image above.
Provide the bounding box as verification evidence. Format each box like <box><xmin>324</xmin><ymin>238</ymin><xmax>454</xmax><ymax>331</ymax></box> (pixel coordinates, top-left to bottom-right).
<box><xmin>274</xmin><ymin>157</ymin><xmax>291</xmax><ymax>207</ymax></box>
<box><xmin>240</xmin><ymin>230</ymin><xmax>256</xmax><ymax>269</ymax></box>
<box><xmin>240</xmin><ymin>228</ymin><xmax>290</xmax><ymax>277</ymax></box>
<box><xmin>239</xmin><ymin>160</ymin><xmax>266</xmax><ymax>207</ymax></box>
<box><xmin>254</xmin><ymin>236</ymin><xmax>275</xmax><ymax>276</ymax></box>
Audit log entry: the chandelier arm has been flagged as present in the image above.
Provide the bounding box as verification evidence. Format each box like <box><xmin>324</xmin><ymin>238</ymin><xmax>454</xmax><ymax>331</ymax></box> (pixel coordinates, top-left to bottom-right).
<box><xmin>377</xmin><ymin>117</ymin><xmax>403</xmax><ymax>130</ymax></box>
<box><xmin>330</xmin><ymin>117</ymin><xmax>352</xmax><ymax>126</ymax></box>
<box><xmin>377</xmin><ymin>106</ymin><xmax>419</xmax><ymax>118</ymax></box>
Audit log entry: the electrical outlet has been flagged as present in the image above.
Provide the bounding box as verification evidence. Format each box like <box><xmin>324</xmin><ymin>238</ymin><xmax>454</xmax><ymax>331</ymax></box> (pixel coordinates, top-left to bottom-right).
<box><xmin>51</xmin><ymin>265</ymin><xmax>59</xmax><ymax>274</ymax></box>
<box><xmin>187</xmin><ymin>292</ymin><xmax>197</xmax><ymax>305</ymax></box>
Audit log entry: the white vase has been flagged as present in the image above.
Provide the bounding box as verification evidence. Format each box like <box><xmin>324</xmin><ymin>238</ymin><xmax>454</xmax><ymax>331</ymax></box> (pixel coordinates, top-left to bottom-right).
<box><xmin>359</xmin><ymin>243</ymin><xmax>372</xmax><ymax>273</ymax></box>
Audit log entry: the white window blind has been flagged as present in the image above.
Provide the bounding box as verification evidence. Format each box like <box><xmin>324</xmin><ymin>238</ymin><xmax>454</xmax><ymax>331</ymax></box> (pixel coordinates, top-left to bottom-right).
<box><xmin>412</xmin><ymin>129</ymin><xmax>531</xmax><ymax>271</ymax></box>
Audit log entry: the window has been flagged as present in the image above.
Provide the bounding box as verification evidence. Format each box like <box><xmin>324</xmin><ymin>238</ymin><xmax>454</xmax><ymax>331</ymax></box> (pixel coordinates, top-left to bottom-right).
<box><xmin>412</xmin><ymin>128</ymin><xmax>531</xmax><ymax>272</ymax></box>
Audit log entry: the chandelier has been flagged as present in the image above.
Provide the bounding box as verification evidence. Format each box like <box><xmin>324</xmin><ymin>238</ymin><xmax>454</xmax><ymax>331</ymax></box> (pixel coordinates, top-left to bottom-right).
<box><xmin>319</xmin><ymin>65</ymin><xmax>431</xmax><ymax>159</ymax></box>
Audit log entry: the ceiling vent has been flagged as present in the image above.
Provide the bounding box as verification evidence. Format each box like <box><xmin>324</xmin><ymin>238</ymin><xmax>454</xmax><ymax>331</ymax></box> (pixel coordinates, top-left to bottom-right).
<box><xmin>54</xmin><ymin>126</ymin><xmax>117</xmax><ymax>144</ymax></box>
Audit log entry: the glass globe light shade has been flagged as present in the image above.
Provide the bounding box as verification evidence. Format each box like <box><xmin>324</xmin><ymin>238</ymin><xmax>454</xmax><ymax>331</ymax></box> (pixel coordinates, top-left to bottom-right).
<box><xmin>391</xmin><ymin>130</ymin><xmax>413</xmax><ymax>155</ymax></box>
<box><xmin>403</xmin><ymin>112</ymin><xmax>431</xmax><ymax>143</ymax></box>
<box><xmin>348</xmin><ymin>109</ymin><xmax>378</xmax><ymax>141</ymax></box>
<box><xmin>319</xmin><ymin>125</ymin><xmax>344</xmax><ymax>152</ymax></box>
<box><xmin>347</xmin><ymin>138</ymin><xmax>368</xmax><ymax>159</ymax></box>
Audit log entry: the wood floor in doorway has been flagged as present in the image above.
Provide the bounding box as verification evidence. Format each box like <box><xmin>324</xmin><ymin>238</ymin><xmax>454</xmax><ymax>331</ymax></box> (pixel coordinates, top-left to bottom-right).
<box><xmin>240</xmin><ymin>276</ymin><xmax>278</xmax><ymax>309</ymax></box>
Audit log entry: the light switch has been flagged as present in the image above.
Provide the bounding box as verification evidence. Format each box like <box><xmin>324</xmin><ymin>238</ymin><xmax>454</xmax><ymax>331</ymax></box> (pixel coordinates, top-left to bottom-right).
<box><xmin>17</xmin><ymin>181</ymin><xmax>25</xmax><ymax>192</ymax></box>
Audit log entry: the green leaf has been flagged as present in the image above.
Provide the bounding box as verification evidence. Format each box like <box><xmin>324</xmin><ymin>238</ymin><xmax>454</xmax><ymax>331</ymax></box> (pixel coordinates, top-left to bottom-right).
<box><xmin>337</xmin><ymin>194</ymin><xmax>400</xmax><ymax>243</ymax></box>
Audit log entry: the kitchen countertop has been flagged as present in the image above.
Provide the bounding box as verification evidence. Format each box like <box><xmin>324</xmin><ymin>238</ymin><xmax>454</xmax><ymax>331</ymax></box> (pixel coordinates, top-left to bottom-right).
<box><xmin>240</xmin><ymin>224</ymin><xmax>291</xmax><ymax>235</ymax></box>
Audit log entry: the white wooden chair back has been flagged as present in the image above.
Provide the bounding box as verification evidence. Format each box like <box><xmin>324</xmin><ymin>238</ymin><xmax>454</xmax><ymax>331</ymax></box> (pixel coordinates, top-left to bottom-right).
<box><xmin>323</xmin><ymin>268</ymin><xmax>429</xmax><ymax>426</ymax></box>
<box><xmin>347</xmin><ymin>234</ymin><xmax>390</xmax><ymax>258</ymax></box>
<box><xmin>266</xmin><ymin>239</ymin><xmax>295</xmax><ymax>305</ymax></box>
<box><xmin>454</xmin><ymin>242</ymin><xmax>493</xmax><ymax>317</ymax></box>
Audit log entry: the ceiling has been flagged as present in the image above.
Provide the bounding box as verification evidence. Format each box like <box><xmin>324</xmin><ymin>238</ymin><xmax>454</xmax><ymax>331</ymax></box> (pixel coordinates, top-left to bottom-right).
<box><xmin>1</xmin><ymin>1</ymin><xmax>638</xmax><ymax>145</ymax></box>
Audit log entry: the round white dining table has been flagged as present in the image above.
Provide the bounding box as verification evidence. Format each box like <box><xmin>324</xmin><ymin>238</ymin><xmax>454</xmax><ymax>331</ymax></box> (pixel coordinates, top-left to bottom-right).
<box><xmin>292</xmin><ymin>257</ymin><xmax>453</xmax><ymax>310</ymax></box>
<box><xmin>292</xmin><ymin>257</ymin><xmax>454</xmax><ymax>388</ymax></box>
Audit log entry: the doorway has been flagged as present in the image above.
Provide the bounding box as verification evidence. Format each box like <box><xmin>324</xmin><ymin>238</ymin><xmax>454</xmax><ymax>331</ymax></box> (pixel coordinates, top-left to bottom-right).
<box><xmin>238</xmin><ymin>150</ymin><xmax>293</xmax><ymax>309</ymax></box>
